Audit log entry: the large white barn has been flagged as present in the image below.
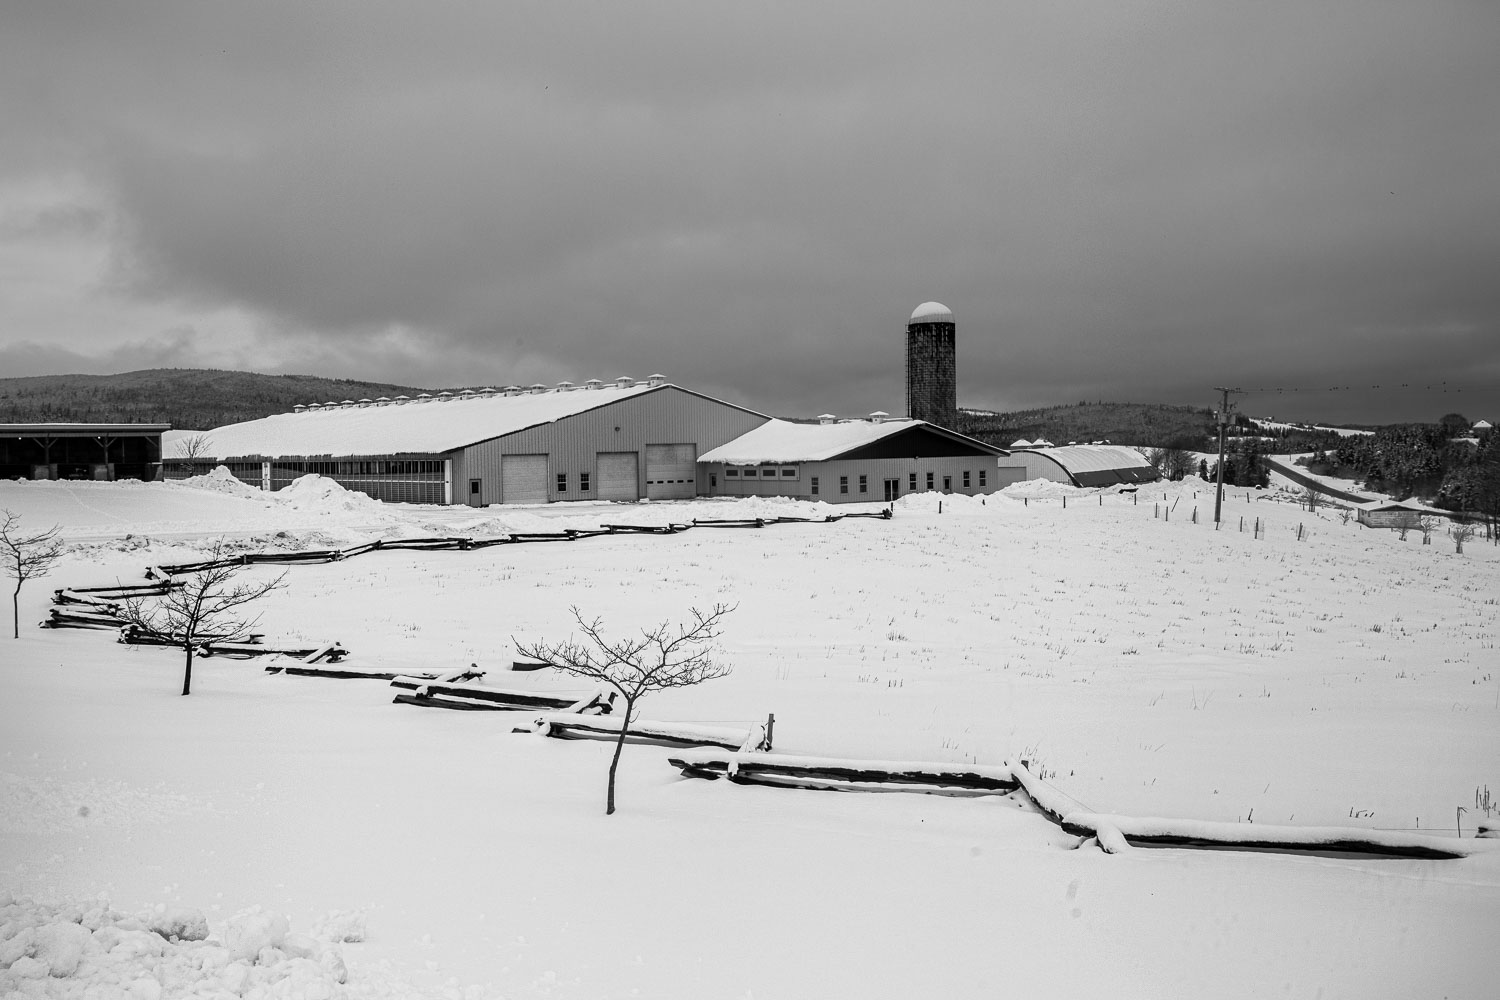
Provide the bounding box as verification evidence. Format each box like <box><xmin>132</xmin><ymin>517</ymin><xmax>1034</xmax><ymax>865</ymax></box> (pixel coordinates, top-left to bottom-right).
<box><xmin>166</xmin><ymin>378</ymin><xmax>769</xmax><ymax>505</ymax></box>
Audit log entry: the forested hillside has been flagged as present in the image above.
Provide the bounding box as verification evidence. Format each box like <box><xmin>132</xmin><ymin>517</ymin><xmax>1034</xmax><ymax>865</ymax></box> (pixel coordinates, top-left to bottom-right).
<box><xmin>0</xmin><ymin>370</ymin><xmax>432</xmax><ymax>430</ymax></box>
<box><xmin>957</xmin><ymin>402</ymin><xmax>1217</xmax><ymax>450</ymax></box>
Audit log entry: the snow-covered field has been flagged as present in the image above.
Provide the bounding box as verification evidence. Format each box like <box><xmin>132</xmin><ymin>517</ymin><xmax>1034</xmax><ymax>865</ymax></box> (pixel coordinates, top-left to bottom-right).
<box><xmin>3</xmin><ymin>473</ymin><xmax>1498</xmax><ymax>998</ymax></box>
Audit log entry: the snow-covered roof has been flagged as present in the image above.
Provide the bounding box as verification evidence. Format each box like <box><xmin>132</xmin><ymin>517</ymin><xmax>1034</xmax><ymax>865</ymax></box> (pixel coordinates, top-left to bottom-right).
<box><xmin>173</xmin><ymin>383</ymin><xmax>675</xmax><ymax>459</ymax></box>
<box><xmin>1475</xmin><ymin>419</ymin><xmax>1493</xmax><ymax>430</ymax></box>
<box><xmin>909</xmin><ymin>301</ymin><xmax>953</xmax><ymax>324</ymax></box>
<box><xmin>1355</xmin><ymin>498</ymin><xmax>1445</xmax><ymax>513</ymax></box>
<box><xmin>701</xmin><ymin>418</ymin><xmax>927</xmax><ymax>464</ymax></box>
<box><xmin>1010</xmin><ymin>445</ymin><xmax>1153</xmax><ymax>475</ymax></box>
<box><xmin>1009</xmin><ymin>438</ymin><xmax>1033</xmax><ymax>448</ymax></box>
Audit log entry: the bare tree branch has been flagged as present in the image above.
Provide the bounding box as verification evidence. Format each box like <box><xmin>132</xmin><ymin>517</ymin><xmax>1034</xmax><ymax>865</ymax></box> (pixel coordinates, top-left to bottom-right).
<box><xmin>515</xmin><ymin>603</ymin><xmax>736</xmax><ymax>815</ymax></box>
<box><xmin>118</xmin><ymin>538</ymin><xmax>286</xmax><ymax>695</ymax></box>
<box><xmin>2</xmin><ymin>509</ymin><xmax>65</xmax><ymax>639</ymax></box>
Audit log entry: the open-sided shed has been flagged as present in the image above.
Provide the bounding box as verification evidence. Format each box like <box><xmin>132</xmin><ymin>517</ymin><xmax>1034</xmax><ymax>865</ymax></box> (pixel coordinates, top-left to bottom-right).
<box><xmin>699</xmin><ymin>417</ymin><xmax>1017</xmax><ymax>503</ymax></box>
<box><xmin>1</xmin><ymin>423</ymin><xmax>169</xmax><ymax>482</ymax></box>
<box><xmin>164</xmin><ymin>380</ymin><xmax>768</xmax><ymax>505</ymax></box>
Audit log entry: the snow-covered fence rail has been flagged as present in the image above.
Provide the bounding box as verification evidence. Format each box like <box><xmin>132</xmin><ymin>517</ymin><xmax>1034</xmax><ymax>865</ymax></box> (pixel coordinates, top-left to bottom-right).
<box><xmin>522</xmin><ymin>713</ymin><xmax>769</xmax><ymax>752</ymax></box>
<box><xmin>389</xmin><ymin>675</ymin><xmax>613</xmax><ymax>713</ymax></box>
<box><xmin>1009</xmin><ymin>760</ymin><xmax>1496</xmax><ymax>859</ymax></box>
<box><xmin>669</xmin><ymin>751</ymin><xmax>1017</xmax><ymax>795</ymax></box>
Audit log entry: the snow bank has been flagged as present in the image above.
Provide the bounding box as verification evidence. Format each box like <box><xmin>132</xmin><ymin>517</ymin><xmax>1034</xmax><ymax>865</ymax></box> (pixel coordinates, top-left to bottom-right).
<box><xmin>275</xmin><ymin>474</ymin><xmax>386</xmax><ymax>515</ymax></box>
<box><xmin>175</xmin><ymin>466</ymin><xmax>264</xmax><ymax>499</ymax></box>
<box><xmin>0</xmin><ymin>894</ymin><xmax>471</xmax><ymax>999</ymax></box>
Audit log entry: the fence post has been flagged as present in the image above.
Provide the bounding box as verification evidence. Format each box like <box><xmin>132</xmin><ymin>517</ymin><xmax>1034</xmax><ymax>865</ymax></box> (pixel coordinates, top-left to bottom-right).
<box><xmin>1063</xmin><ymin>496</ymin><xmax>1067</xmax><ymax>509</ymax></box>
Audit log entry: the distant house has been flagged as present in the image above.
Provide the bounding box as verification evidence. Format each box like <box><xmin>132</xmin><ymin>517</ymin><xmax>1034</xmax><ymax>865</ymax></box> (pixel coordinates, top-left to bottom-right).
<box><xmin>700</xmin><ymin>416</ymin><xmax>1017</xmax><ymax>503</ymax></box>
<box><xmin>1355</xmin><ymin>499</ymin><xmax>1447</xmax><ymax>529</ymax></box>
<box><xmin>1474</xmin><ymin>419</ymin><xmax>1493</xmax><ymax>432</ymax></box>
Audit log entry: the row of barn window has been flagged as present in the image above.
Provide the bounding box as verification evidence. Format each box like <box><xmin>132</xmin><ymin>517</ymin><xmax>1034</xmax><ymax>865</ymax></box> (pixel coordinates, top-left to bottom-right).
<box><xmin>719</xmin><ymin>468</ymin><xmax>989</xmax><ymax>495</ymax></box>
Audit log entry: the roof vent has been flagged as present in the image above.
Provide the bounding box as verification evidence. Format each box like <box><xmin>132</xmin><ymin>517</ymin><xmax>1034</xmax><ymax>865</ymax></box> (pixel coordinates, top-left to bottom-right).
<box><xmin>557</xmin><ymin>380</ymin><xmax>575</xmax><ymax>391</ymax></box>
<box><xmin>646</xmin><ymin>373</ymin><xmax>666</xmax><ymax>387</ymax></box>
<box><xmin>459</xmin><ymin>389</ymin><xmax>476</xmax><ymax>398</ymax></box>
<box><xmin>375</xmin><ymin>396</ymin><xmax>391</xmax><ymax>405</ymax></box>
<box><xmin>340</xmin><ymin>399</ymin><xmax>356</xmax><ymax>407</ymax></box>
<box><xmin>585</xmin><ymin>379</ymin><xmax>604</xmax><ymax>390</ymax></box>
<box><xmin>817</xmin><ymin>413</ymin><xmax>837</xmax><ymax>424</ymax></box>
<box><xmin>394</xmin><ymin>395</ymin><xmax>411</xmax><ymax>404</ymax></box>
<box><xmin>615</xmin><ymin>376</ymin><xmax>633</xmax><ymax>388</ymax></box>
<box><xmin>357</xmin><ymin>398</ymin><xmax>373</xmax><ymax>407</ymax></box>
<box><xmin>293</xmin><ymin>404</ymin><xmax>306</xmax><ymax>412</ymax></box>
<box><xmin>478</xmin><ymin>387</ymin><xmax>497</xmax><ymax>396</ymax></box>
<box><xmin>307</xmin><ymin>403</ymin><xmax>322</xmax><ymax>410</ymax></box>
<box><xmin>417</xmin><ymin>393</ymin><xmax>433</xmax><ymax>402</ymax></box>
<box><xmin>502</xmin><ymin>385</ymin><xmax>521</xmax><ymax>396</ymax></box>
<box><xmin>529</xmin><ymin>383</ymin><xmax>548</xmax><ymax>394</ymax></box>
<box><xmin>869</xmin><ymin>410</ymin><xmax>890</xmax><ymax>422</ymax></box>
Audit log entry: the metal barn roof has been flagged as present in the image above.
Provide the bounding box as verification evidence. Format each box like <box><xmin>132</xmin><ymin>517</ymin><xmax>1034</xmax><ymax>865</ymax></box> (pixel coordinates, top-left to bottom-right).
<box><xmin>169</xmin><ymin>383</ymin><xmax>685</xmax><ymax>459</ymax></box>
<box><xmin>700</xmin><ymin>419</ymin><xmax>927</xmax><ymax>464</ymax></box>
<box><xmin>1010</xmin><ymin>445</ymin><xmax>1158</xmax><ymax>487</ymax></box>
<box><xmin>701</xmin><ymin>418</ymin><xmax>1001</xmax><ymax>464</ymax></box>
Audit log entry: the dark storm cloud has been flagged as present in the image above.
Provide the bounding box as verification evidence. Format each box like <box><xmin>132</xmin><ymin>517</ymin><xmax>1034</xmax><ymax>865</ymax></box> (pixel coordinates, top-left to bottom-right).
<box><xmin>3</xmin><ymin>1</ymin><xmax>1498</xmax><ymax>423</ymax></box>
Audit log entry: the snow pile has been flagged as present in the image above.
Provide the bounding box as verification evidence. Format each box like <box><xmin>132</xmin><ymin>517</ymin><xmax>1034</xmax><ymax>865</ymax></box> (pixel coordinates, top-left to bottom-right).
<box><xmin>894</xmin><ymin>490</ymin><xmax>1013</xmax><ymax>514</ymax></box>
<box><xmin>0</xmin><ymin>895</ymin><xmax>403</xmax><ymax>999</ymax></box>
<box><xmin>275</xmin><ymin>474</ymin><xmax>386</xmax><ymax>515</ymax></box>
<box><xmin>175</xmin><ymin>466</ymin><xmax>265</xmax><ymax>500</ymax></box>
<box><xmin>999</xmin><ymin>477</ymin><xmax>1094</xmax><ymax>500</ymax></box>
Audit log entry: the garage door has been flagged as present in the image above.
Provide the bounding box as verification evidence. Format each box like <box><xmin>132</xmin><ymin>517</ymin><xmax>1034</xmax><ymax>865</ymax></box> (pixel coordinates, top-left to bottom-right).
<box><xmin>596</xmin><ymin>452</ymin><xmax>638</xmax><ymax>501</ymax></box>
<box><xmin>501</xmin><ymin>454</ymin><xmax>549</xmax><ymax>505</ymax></box>
<box><xmin>645</xmin><ymin>443</ymin><xmax>697</xmax><ymax>500</ymax></box>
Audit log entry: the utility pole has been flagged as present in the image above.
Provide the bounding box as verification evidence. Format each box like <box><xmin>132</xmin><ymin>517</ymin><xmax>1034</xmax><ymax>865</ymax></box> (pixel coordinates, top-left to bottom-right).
<box><xmin>1212</xmin><ymin>386</ymin><xmax>1241</xmax><ymax>524</ymax></box>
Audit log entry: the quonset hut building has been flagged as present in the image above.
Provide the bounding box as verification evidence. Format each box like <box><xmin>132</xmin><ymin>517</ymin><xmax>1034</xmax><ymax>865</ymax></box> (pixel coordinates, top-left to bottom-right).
<box><xmin>1003</xmin><ymin>445</ymin><xmax>1158</xmax><ymax>488</ymax></box>
<box><xmin>166</xmin><ymin>378</ymin><xmax>769</xmax><ymax>505</ymax></box>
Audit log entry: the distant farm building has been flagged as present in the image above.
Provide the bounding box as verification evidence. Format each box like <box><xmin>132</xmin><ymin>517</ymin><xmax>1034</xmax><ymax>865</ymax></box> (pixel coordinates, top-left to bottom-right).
<box><xmin>699</xmin><ymin>416</ymin><xmax>1018</xmax><ymax>503</ymax></box>
<box><xmin>1355</xmin><ymin>499</ymin><xmax>1447</xmax><ymax>529</ymax></box>
<box><xmin>1</xmin><ymin>423</ymin><xmax>168</xmax><ymax>481</ymax></box>
<box><xmin>1004</xmin><ymin>445</ymin><xmax>1159</xmax><ymax>488</ymax></box>
<box><xmin>164</xmin><ymin>379</ymin><xmax>768</xmax><ymax>505</ymax></box>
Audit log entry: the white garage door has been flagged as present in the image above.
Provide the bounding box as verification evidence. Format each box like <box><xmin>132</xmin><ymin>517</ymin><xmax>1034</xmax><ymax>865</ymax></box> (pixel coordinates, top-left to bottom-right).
<box><xmin>501</xmin><ymin>454</ymin><xmax>549</xmax><ymax>505</ymax></box>
<box><xmin>645</xmin><ymin>443</ymin><xmax>697</xmax><ymax>500</ymax></box>
<box><xmin>596</xmin><ymin>452</ymin><xmax>638</xmax><ymax>501</ymax></box>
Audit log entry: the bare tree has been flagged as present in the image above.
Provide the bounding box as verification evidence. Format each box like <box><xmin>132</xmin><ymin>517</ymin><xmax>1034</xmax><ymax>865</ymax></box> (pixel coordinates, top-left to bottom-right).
<box><xmin>516</xmin><ymin>604</ymin><xmax>735</xmax><ymax>815</ymax></box>
<box><xmin>1451</xmin><ymin>521</ymin><xmax>1476</xmax><ymax>555</ymax></box>
<box><xmin>171</xmin><ymin>434</ymin><xmax>214</xmax><ymax>477</ymax></box>
<box><xmin>121</xmin><ymin>540</ymin><xmax>286</xmax><ymax>695</ymax></box>
<box><xmin>1417</xmin><ymin>514</ymin><xmax>1442</xmax><ymax>545</ymax></box>
<box><xmin>1301</xmin><ymin>485</ymin><xmax>1324</xmax><ymax>512</ymax></box>
<box><xmin>1</xmin><ymin>509</ymin><xmax>65</xmax><ymax>639</ymax></box>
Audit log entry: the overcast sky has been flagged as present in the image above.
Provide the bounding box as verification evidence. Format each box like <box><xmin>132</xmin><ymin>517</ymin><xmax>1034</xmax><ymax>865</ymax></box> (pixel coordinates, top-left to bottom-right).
<box><xmin>3</xmin><ymin>2</ymin><xmax>1498</xmax><ymax>424</ymax></box>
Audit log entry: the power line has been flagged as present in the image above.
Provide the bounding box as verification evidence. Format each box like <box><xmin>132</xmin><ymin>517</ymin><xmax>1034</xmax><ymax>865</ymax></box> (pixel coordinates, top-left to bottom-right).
<box><xmin>1238</xmin><ymin>381</ymin><xmax>1500</xmax><ymax>395</ymax></box>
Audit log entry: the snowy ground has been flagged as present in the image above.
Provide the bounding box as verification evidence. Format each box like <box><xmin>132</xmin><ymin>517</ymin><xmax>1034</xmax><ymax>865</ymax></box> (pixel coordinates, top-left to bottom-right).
<box><xmin>3</xmin><ymin>474</ymin><xmax>1498</xmax><ymax>998</ymax></box>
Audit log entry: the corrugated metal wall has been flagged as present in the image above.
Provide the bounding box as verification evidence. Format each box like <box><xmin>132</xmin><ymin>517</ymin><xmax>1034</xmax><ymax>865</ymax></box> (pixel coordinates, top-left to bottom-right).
<box><xmin>455</xmin><ymin>387</ymin><xmax>768</xmax><ymax>505</ymax></box>
<box><xmin>1014</xmin><ymin>453</ymin><xmax>1073</xmax><ymax>484</ymax></box>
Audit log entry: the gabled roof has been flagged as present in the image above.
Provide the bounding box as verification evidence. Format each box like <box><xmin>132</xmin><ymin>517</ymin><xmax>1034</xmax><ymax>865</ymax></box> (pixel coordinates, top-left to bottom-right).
<box><xmin>174</xmin><ymin>384</ymin><xmax>761</xmax><ymax>459</ymax></box>
<box><xmin>1</xmin><ymin>423</ymin><xmax>171</xmax><ymax>436</ymax></box>
<box><xmin>699</xmin><ymin>418</ymin><xmax>1000</xmax><ymax>464</ymax></box>
<box><xmin>1355</xmin><ymin>498</ymin><xmax>1443</xmax><ymax>513</ymax></box>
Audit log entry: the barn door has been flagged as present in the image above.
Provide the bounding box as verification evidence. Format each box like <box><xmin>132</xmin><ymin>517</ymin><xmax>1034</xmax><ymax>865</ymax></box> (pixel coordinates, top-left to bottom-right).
<box><xmin>645</xmin><ymin>443</ymin><xmax>696</xmax><ymax>500</ymax></box>
<box><xmin>500</xmin><ymin>455</ymin><xmax>548</xmax><ymax>505</ymax></box>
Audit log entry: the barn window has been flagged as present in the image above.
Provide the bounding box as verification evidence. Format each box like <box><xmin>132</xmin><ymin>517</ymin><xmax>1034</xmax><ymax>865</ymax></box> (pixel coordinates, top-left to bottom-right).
<box><xmin>580</xmin><ymin>472</ymin><xmax>590</xmax><ymax>492</ymax></box>
<box><xmin>979</xmin><ymin>469</ymin><xmax>986</xmax><ymax>487</ymax></box>
<box><xmin>742</xmin><ymin>468</ymin><xmax>756</xmax><ymax>478</ymax></box>
<box><xmin>858</xmin><ymin>475</ymin><xmax>867</xmax><ymax>493</ymax></box>
<box><xmin>726</xmin><ymin>468</ymin><xmax>739</xmax><ymax>478</ymax></box>
<box><xmin>780</xmin><ymin>467</ymin><xmax>797</xmax><ymax>478</ymax></box>
<box><xmin>909</xmin><ymin>472</ymin><xmax>917</xmax><ymax>491</ymax></box>
<box><xmin>926</xmin><ymin>472</ymin><xmax>934</xmax><ymax>490</ymax></box>
<box><xmin>556</xmin><ymin>473</ymin><xmax>567</xmax><ymax>492</ymax></box>
<box><xmin>840</xmin><ymin>476</ymin><xmax>849</xmax><ymax>494</ymax></box>
<box><xmin>963</xmin><ymin>470</ymin><xmax>971</xmax><ymax>488</ymax></box>
<box><xmin>811</xmin><ymin>476</ymin><xmax>819</xmax><ymax>495</ymax></box>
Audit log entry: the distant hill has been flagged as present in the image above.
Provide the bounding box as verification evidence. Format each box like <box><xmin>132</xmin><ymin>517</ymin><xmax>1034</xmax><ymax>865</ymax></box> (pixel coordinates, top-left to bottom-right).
<box><xmin>957</xmin><ymin>402</ymin><xmax>1217</xmax><ymax>451</ymax></box>
<box><xmin>0</xmin><ymin>369</ymin><xmax>434</xmax><ymax>430</ymax></box>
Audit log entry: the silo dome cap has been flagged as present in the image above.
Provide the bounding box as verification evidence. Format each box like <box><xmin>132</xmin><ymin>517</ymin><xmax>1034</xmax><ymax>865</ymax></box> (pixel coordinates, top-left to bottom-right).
<box><xmin>910</xmin><ymin>301</ymin><xmax>953</xmax><ymax>323</ymax></box>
